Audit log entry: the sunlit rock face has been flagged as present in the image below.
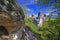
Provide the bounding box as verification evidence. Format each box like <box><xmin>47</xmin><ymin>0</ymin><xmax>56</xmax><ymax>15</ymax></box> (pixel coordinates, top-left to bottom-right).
<box><xmin>33</xmin><ymin>12</ymin><xmax>44</xmax><ymax>26</ymax></box>
<box><xmin>0</xmin><ymin>0</ymin><xmax>37</xmax><ymax>40</ymax></box>
<box><xmin>32</xmin><ymin>12</ymin><xmax>48</xmax><ymax>26</ymax></box>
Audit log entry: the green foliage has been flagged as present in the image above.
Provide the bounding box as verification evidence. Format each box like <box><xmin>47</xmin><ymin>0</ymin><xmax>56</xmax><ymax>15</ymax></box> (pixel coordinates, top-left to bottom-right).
<box><xmin>36</xmin><ymin>0</ymin><xmax>50</xmax><ymax>5</ymax></box>
<box><xmin>35</xmin><ymin>0</ymin><xmax>60</xmax><ymax>8</ymax></box>
<box><xmin>25</xmin><ymin>18</ymin><xmax>38</xmax><ymax>32</ymax></box>
<box><xmin>25</xmin><ymin>13</ymin><xmax>60</xmax><ymax>40</ymax></box>
<box><xmin>41</xmin><ymin>0</ymin><xmax>50</xmax><ymax>4</ymax></box>
<box><xmin>54</xmin><ymin>2</ymin><xmax>60</xmax><ymax>8</ymax></box>
<box><xmin>23</xmin><ymin>0</ymin><xmax>60</xmax><ymax>40</ymax></box>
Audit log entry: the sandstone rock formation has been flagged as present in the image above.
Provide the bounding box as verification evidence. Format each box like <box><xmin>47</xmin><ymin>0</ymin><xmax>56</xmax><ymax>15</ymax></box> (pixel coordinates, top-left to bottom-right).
<box><xmin>32</xmin><ymin>12</ymin><xmax>44</xmax><ymax>26</ymax></box>
<box><xmin>32</xmin><ymin>12</ymin><xmax>47</xmax><ymax>26</ymax></box>
<box><xmin>0</xmin><ymin>0</ymin><xmax>36</xmax><ymax>40</ymax></box>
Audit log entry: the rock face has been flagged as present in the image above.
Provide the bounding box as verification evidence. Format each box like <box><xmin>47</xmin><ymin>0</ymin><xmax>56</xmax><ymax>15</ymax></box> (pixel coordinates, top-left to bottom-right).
<box><xmin>32</xmin><ymin>12</ymin><xmax>47</xmax><ymax>26</ymax></box>
<box><xmin>0</xmin><ymin>0</ymin><xmax>36</xmax><ymax>40</ymax></box>
<box><xmin>33</xmin><ymin>12</ymin><xmax>44</xmax><ymax>26</ymax></box>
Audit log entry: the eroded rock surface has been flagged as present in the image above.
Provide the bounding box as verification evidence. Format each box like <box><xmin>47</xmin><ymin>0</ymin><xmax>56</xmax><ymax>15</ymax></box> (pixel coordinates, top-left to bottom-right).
<box><xmin>0</xmin><ymin>0</ymin><xmax>37</xmax><ymax>40</ymax></box>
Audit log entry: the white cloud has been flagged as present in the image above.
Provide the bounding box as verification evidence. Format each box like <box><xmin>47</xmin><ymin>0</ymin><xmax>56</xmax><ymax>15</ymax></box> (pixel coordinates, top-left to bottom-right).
<box><xmin>46</xmin><ymin>13</ymin><xmax>50</xmax><ymax>16</ymax></box>
<box><xmin>46</xmin><ymin>8</ymin><xmax>57</xmax><ymax>15</ymax></box>
<box><xmin>27</xmin><ymin>8</ymin><xmax>34</xmax><ymax>12</ymax></box>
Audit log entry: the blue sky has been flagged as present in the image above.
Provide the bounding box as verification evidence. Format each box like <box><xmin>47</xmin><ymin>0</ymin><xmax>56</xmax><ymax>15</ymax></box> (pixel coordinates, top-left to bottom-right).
<box><xmin>17</xmin><ymin>0</ymin><xmax>58</xmax><ymax>17</ymax></box>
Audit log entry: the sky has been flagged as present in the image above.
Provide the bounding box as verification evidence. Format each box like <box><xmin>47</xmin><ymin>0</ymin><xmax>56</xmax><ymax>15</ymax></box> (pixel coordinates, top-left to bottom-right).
<box><xmin>17</xmin><ymin>0</ymin><xmax>58</xmax><ymax>17</ymax></box>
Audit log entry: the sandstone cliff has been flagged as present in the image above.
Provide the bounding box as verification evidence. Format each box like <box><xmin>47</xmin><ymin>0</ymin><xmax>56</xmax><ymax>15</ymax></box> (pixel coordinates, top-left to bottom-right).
<box><xmin>0</xmin><ymin>0</ymin><xmax>37</xmax><ymax>40</ymax></box>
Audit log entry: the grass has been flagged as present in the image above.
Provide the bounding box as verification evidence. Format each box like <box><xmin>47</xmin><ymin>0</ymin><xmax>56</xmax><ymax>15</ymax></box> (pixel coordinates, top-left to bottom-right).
<box><xmin>24</xmin><ymin>17</ymin><xmax>59</xmax><ymax>40</ymax></box>
<box><xmin>24</xmin><ymin>17</ymin><xmax>38</xmax><ymax>33</ymax></box>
